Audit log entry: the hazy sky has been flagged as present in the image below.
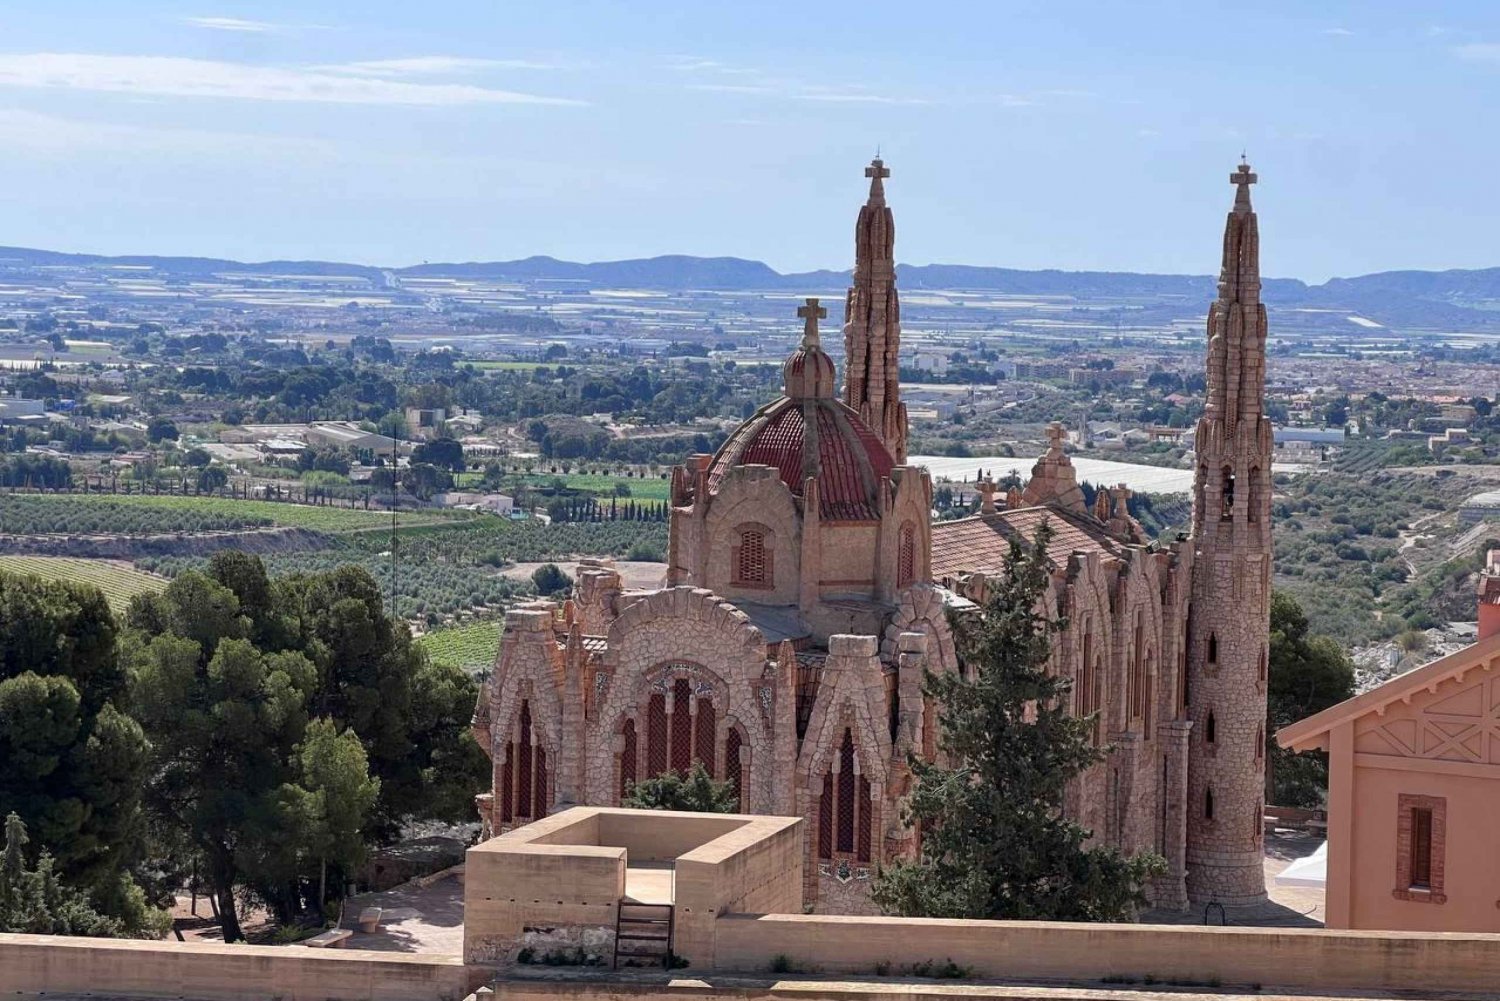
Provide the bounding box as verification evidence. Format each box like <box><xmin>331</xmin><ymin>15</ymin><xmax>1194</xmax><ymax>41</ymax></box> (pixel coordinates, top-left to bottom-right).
<box><xmin>2</xmin><ymin>1</ymin><xmax>1498</xmax><ymax>281</ymax></box>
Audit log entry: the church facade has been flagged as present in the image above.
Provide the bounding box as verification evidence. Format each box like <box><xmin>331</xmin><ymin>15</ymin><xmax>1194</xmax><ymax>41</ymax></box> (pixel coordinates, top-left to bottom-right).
<box><xmin>472</xmin><ymin>159</ymin><xmax>1273</xmax><ymax>912</ymax></box>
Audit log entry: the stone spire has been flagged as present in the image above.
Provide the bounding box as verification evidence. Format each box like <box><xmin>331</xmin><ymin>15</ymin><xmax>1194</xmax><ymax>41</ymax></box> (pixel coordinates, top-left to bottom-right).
<box><xmin>843</xmin><ymin>156</ymin><xmax>908</xmax><ymax>462</ymax></box>
<box><xmin>1185</xmin><ymin>160</ymin><xmax>1273</xmax><ymax>907</ymax></box>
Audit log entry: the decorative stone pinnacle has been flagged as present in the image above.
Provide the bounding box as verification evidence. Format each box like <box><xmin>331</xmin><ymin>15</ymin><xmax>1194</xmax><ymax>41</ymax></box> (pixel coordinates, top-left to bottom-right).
<box><xmin>1045</xmin><ymin>421</ymin><xmax>1068</xmax><ymax>453</ymax></box>
<box><xmin>976</xmin><ymin>477</ymin><xmax>998</xmax><ymax>514</ymax></box>
<box><xmin>797</xmin><ymin>297</ymin><xmax>827</xmax><ymax>347</ymax></box>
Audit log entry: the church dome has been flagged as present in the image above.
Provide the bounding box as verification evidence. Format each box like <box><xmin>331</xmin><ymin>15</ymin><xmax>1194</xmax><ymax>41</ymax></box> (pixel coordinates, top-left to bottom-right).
<box><xmin>706</xmin><ymin>296</ymin><xmax>896</xmax><ymax>522</ymax></box>
<box><xmin>706</xmin><ymin>396</ymin><xmax>895</xmax><ymax>521</ymax></box>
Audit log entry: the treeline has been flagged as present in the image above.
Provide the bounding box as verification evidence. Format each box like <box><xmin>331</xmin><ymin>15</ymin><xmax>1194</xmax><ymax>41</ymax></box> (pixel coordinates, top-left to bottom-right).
<box><xmin>545</xmin><ymin>496</ymin><xmax>670</xmax><ymax>523</ymax></box>
<box><xmin>0</xmin><ymin>556</ymin><xmax>486</xmax><ymax>941</ymax></box>
<box><xmin>0</xmin><ymin>454</ymin><xmax>72</xmax><ymax>489</ymax></box>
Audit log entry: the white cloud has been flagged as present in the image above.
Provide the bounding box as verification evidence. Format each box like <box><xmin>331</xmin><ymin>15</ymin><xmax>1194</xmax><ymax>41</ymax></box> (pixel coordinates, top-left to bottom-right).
<box><xmin>316</xmin><ymin>56</ymin><xmax>563</xmax><ymax>76</ymax></box>
<box><xmin>0</xmin><ymin>108</ymin><xmax>335</xmax><ymax>158</ymax></box>
<box><xmin>1455</xmin><ymin>43</ymin><xmax>1500</xmax><ymax>61</ymax></box>
<box><xmin>184</xmin><ymin>16</ymin><xmax>280</xmax><ymax>33</ymax></box>
<box><xmin>0</xmin><ymin>54</ymin><xmax>585</xmax><ymax>106</ymax></box>
<box><xmin>1321</xmin><ymin>27</ymin><xmax>1354</xmax><ymax>37</ymax></box>
<box><xmin>794</xmin><ymin>91</ymin><xmax>928</xmax><ymax>105</ymax></box>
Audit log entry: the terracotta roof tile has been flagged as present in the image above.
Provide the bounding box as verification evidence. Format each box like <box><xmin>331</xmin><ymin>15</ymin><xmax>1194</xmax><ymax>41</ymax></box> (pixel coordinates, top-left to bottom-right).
<box><xmin>707</xmin><ymin>396</ymin><xmax>894</xmax><ymax>521</ymax></box>
<box><xmin>930</xmin><ymin>506</ymin><xmax>1123</xmax><ymax>579</ymax></box>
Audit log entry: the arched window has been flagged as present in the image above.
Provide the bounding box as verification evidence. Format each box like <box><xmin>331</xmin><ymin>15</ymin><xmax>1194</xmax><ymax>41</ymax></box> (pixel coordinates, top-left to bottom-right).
<box><xmin>1221</xmin><ymin>466</ymin><xmax>1235</xmax><ymax>519</ymax></box>
<box><xmin>670</xmin><ymin>678</ymin><xmax>694</xmax><ymax>773</ymax></box>
<box><xmin>646</xmin><ymin>692</ymin><xmax>668</xmax><ymax>778</ymax></box>
<box><xmin>732</xmin><ymin>525</ymin><xmax>772</xmax><ymax>588</ymax></box>
<box><xmin>1205</xmin><ymin>787</ymin><xmax>1215</xmax><ymax>820</ymax></box>
<box><xmin>897</xmin><ymin>521</ymin><xmax>917</xmax><ymax>589</ymax></box>
<box><xmin>1206</xmin><ymin>710</ymin><xmax>1216</xmax><ymax>743</ymax></box>
<box><xmin>837</xmin><ymin>730</ymin><xmax>856</xmax><ymax>854</ymax></box>
<box><xmin>1247</xmin><ymin>466</ymin><xmax>1262</xmax><ymax>522</ymax></box>
<box><xmin>694</xmin><ymin>695</ymin><xmax>717</xmax><ymax>774</ymax></box>
<box><xmin>1255</xmin><ymin>724</ymin><xmax>1264</xmax><ymax>761</ymax></box>
<box><xmin>1208</xmin><ymin>632</ymin><xmax>1218</xmax><ymax>665</ymax></box>
<box><xmin>1258</xmin><ymin>646</ymin><xmax>1267</xmax><ymax>683</ymax></box>
<box><xmin>499</xmin><ymin>699</ymin><xmax>549</xmax><ymax>826</ymax></box>
<box><xmin>819</xmin><ymin>727</ymin><xmax>873</xmax><ymax>863</ymax></box>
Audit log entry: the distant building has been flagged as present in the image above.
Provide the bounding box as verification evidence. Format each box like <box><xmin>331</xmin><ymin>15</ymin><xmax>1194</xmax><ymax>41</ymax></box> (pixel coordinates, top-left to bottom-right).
<box><xmin>1459</xmin><ymin>489</ymin><xmax>1500</xmax><ymax>525</ymax></box>
<box><xmin>0</xmin><ymin>394</ymin><xmax>45</xmax><ymax>422</ymax></box>
<box><xmin>307</xmin><ymin>421</ymin><xmax>399</xmax><ymax>454</ymax></box>
<box><xmin>405</xmin><ymin>407</ymin><xmax>446</xmax><ymax>439</ymax></box>
<box><xmin>1428</xmin><ymin>428</ymin><xmax>1472</xmax><ymax>456</ymax></box>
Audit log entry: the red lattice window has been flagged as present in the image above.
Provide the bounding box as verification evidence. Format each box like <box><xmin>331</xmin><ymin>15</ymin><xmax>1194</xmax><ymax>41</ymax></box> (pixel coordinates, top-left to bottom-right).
<box><xmin>857</xmin><ymin>775</ymin><xmax>873</xmax><ymax>863</ymax></box>
<box><xmin>646</xmin><ymin>693</ymin><xmax>667</xmax><ymax>778</ymax></box>
<box><xmin>732</xmin><ymin>527</ymin><xmax>773</xmax><ymax>588</ymax></box>
<box><xmin>670</xmin><ymin>678</ymin><xmax>693</xmax><ymax>773</ymax></box>
<box><xmin>517</xmin><ymin>702</ymin><xmax>534</xmax><ymax>821</ymax></box>
<box><xmin>725</xmin><ymin>729</ymin><xmax>743</xmax><ymax>811</ymax></box>
<box><xmin>836</xmin><ymin>729</ymin><xmax>856</xmax><ymax>854</ymax></box>
<box><xmin>822</xmin><ymin>774</ymin><xmax>834</xmax><ymax>858</ymax></box>
<box><xmin>897</xmin><ymin>521</ymin><xmax>916</xmax><ymax>589</ymax></box>
<box><xmin>695</xmin><ymin>696</ymin><xmax>716</xmax><ymax>775</ymax></box>
<box><xmin>619</xmin><ymin>719</ymin><xmax>637</xmax><ymax>801</ymax></box>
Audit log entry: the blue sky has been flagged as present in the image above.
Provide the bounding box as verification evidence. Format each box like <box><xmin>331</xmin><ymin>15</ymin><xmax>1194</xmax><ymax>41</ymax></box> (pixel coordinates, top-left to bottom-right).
<box><xmin>1</xmin><ymin>1</ymin><xmax>1498</xmax><ymax>281</ymax></box>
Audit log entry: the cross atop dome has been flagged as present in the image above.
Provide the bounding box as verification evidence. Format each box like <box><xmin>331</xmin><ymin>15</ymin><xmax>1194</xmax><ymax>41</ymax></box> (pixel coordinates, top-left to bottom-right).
<box><xmin>1045</xmin><ymin>421</ymin><xmax>1068</xmax><ymax>454</ymax></box>
<box><xmin>798</xmin><ymin>297</ymin><xmax>827</xmax><ymax>347</ymax></box>
<box><xmin>865</xmin><ymin>157</ymin><xmax>889</xmax><ymax>203</ymax></box>
<box><xmin>1231</xmin><ymin>159</ymin><xmax>1256</xmax><ymax>213</ymax></box>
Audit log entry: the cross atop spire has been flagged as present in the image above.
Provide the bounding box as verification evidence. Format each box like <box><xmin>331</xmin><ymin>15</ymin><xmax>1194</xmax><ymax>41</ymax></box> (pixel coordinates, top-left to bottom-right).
<box><xmin>1045</xmin><ymin>421</ymin><xmax>1068</xmax><ymax>454</ymax></box>
<box><xmin>798</xmin><ymin>297</ymin><xmax>827</xmax><ymax>346</ymax></box>
<box><xmin>865</xmin><ymin>157</ymin><xmax>890</xmax><ymax>203</ymax></box>
<box><xmin>1231</xmin><ymin>159</ymin><xmax>1257</xmax><ymax>213</ymax></box>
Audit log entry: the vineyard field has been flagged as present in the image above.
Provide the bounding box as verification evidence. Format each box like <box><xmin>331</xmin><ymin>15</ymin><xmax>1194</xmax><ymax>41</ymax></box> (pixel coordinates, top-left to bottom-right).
<box><xmin>0</xmin><ymin>556</ymin><xmax>165</xmax><ymax>613</ymax></box>
<box><xmin>418</xmin><ymin>619</ymin><xmax>502</xmax><ymax>676</ymax></box>
<box><xmin>0</xmin><ymin>494</ymin><xmax>468</xmax><ymax>535</ymax></box>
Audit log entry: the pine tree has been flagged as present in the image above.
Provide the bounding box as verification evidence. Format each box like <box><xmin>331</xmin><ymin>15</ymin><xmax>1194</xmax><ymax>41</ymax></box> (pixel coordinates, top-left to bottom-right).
<box><xmin>872</xmin><ymin>523</ymin><xmax>1164</xmax><ymax>922</ymax></box>
<box><xmin>622</xmin><ymin>763</ymin><xmax>737</xmax><ymax>813</ymax></box>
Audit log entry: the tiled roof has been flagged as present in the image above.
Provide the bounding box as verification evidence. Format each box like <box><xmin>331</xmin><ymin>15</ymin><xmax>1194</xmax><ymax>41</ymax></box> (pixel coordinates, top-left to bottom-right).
<box><xmin>706</xmin><ymin>396</ymin><xmax>895</xmax><ymax>521</ymax></box>
<box><xmin>930</xmin><ymin>506</ymin><xmax>1123</xmax><ymax>579</ymax></box>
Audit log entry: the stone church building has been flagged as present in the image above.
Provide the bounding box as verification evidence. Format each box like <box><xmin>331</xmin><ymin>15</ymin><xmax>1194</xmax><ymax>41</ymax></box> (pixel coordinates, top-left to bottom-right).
<box><xmin>473</xmin><ymin>159</ymin><xmax>1273</xmax><ymax>912</ymax></box>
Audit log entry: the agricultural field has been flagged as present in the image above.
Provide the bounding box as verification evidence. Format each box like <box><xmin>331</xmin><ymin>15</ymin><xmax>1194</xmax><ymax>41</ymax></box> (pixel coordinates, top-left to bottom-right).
<box><xmin>418</xmin><ymin>619</ymin><xmax>502</xmax><ymax>676</ymax></box>
<box><xmin>0</xmin><ymin>555</ymin><xmax>165</xmax><ymax>613</ymax></box>
<box><xmin>512</xmin><ymin>472</ymin><xmax>672</xmax><ymax>501</ymax></box>
<box><xmin>0</xmin><ymin>493</ymin><xmax>467</xmax><ymax>535</ymax></box>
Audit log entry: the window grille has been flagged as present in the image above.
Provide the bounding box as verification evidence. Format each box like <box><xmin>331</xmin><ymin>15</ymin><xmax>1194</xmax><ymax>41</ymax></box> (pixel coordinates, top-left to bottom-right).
<box><xmin>897</xmin><ymin>521</ymin><xmax>916</xmax><ymax>588</ymax></box>
<box><xmin>836</xmin><ymin>729</ymin><xmax>856</xmax><ymax>854</ymax></box>
<box><xmin>818</xmin><ymin>772</ymin><xmax>833</xmax><ymax>858</ymax></box>
<box><xmin>735</xmin><ymin>529</ymin><xmax>768</xmax><ymax>585</ymax></box>
<box><xmin>671</xmin><ymin>678</ymin><xmax>693</xmax><ymax>773</ymax></box>
<box><xmin>695</xmin><ymin>696</ymin><xmax>716</xmax><ymax>774</ymax></box>
<box><xmin>646</xmin><ymin>693</ymin><xmax>667</xmax><ymax>778</ymax></box>
<box><xmin>725</xmin><ymin>729</ymin><xmax>743</xmax><ymax>811</ymax></box>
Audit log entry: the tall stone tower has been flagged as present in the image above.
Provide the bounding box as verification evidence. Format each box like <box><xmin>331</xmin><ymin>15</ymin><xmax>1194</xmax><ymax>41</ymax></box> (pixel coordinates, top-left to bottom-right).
<box><xmin>1185</xmin><ymin>161</ymin><xmax>1272</xmax><ymax>906</ymax></box>
<box><xmin>843</xmin><ymin>157</ymin><xmax>908</xmax><ymax>462</ymax></box>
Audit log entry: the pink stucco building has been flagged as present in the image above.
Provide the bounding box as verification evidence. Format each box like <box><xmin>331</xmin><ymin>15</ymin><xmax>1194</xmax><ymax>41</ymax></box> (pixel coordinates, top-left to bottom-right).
<box><xmin>1279</xmin><ymin>552</ymin><xmax>1500</xmax><ymax>931</ymax></box>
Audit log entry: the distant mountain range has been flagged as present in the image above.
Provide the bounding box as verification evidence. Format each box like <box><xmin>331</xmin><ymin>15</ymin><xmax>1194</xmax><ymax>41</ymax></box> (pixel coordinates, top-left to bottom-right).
<box><xmin>5</xmin><ymin>245</ymin><xmax>1500</xmax><ymax>330</ymax></box>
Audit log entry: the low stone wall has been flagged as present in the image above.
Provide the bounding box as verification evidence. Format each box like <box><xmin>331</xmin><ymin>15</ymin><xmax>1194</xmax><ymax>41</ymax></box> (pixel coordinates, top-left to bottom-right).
<box><xmin>713</xmin><ymin>914</ymin><xmax>1500</xmax><ymax>993</ymax></box>
<box><xmin>0</xmin><ymin>933</ymin><xmax>477</xmax><ymax>1001</ymax></box>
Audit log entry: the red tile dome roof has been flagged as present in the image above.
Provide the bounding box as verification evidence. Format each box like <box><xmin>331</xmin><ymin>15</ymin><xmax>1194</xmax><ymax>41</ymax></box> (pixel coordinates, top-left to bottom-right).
<box><xmin>706</xmin><ymin>396</ymin><xmax>896</xmax><ymax>522</ymax></box>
